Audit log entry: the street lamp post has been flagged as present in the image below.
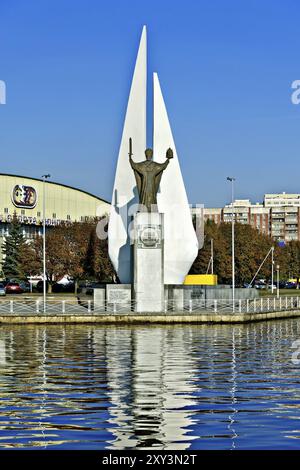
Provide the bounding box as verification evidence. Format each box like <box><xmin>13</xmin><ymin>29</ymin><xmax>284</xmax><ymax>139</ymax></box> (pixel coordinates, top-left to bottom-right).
<box><xmin>42</xmin><ymin>174</ymin><xmax>51</xmax><ymax>313</ymax></box>
<box><xmin>211</xmin><ymin>238</ymin><xmax>214</xmax><ymax>275</ymax></box>
<box><xmin>227</xmin><ymin>177</ymin><xmax>236</xmax><ymax>312</ymax></box>
<box><xmin>276</xmin><ymin>264</ymin><xmax>280</xmax><ymax>299</ymax></box>
<box><xmin>271</xmin><ymin>246</ymin><xmax>274</xmax><ymax>294</ymax></box>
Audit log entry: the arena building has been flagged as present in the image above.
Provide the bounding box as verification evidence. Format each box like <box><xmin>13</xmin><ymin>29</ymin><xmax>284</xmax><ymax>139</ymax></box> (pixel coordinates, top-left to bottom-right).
<box><xmin>0</xmin><ymin>173</ymin><xmax>110</xmax><ymax>271</ymax></box>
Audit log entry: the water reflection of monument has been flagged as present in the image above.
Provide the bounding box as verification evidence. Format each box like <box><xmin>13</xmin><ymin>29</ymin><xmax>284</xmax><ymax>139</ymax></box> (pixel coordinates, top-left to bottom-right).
<box><xmin>2</xmin><ymin>321</ymin><xmax>300</xmax><ymax>449</ymax></box>
<box><xmin>103</xmin><ymin>326</ymin><xmax>198</xmax><ymax>450</ymax></box>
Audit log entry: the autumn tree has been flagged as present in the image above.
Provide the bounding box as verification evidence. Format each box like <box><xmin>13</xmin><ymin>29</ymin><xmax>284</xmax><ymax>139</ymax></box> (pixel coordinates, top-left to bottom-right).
<box><xmin>31</xmin><ymin>224</ymin><xmax>67</xmax><ymax>292</ymax></box>
<box><xmin>28</xmin><ymin>219</ymin><xmax>114</xmax><ymax>292</ymax></box>
<box><xmin>84</xmin><ymin>219</ymin><xmax>114</xmax><ymax>282</ymax></box>
<box><xmin>190</xmin><ymin>221</ymin><xmax>275</xmax><ymax>285</ymax></box>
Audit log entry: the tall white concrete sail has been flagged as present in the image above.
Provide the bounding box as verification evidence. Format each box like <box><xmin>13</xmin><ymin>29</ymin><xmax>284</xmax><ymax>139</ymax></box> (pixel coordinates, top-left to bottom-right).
<box><xmin>108</xmin><ymin>27</ymin><xmax>147</xmax><ymax>283</ymax></box>
<box><xmin>153</xmin><ymin>73</ymin><xmax>198</xmax><ymax>284</ymax></box>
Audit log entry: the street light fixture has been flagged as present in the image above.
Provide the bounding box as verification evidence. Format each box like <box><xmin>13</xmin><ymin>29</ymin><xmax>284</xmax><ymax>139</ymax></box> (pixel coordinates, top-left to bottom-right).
<box><xmin>227</xmin><ymin>177</ymin><xmax>236</xmax><ymax>312</ymax></box>
<box><xmin>42</xmin><ymin>174</ymin><xmax>51</xmax><ymax>313</ymax></box>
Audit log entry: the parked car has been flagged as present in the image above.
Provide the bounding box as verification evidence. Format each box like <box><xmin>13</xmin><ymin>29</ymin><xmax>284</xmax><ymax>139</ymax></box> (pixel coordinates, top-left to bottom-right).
<box><xmin>19</xmin><ymin>281</ymin><xmax>31</xmax><ymax>292</ymax></box>
<box><xmin>255</xmin><ymin>282</ymin><xmax>266</xmax><ymax>290</ymax></box>
<box><xmin>5</xmin><ymin>282</ymin><xmax>23</xmax><ymax>294</ymax></box>
<box><xmin>0</xmin><ymin>283</ymin><xmax>6</xmax><ymax>296</ymax></box>
<box><xmin>36</xmin><ymin>280</ymin><xmax>48</xmax><ymax>293</ymax></box>
<box><xmin>52</xmin><ymin>282</ymin><xmax>75</xmax><ymax>293</ymax></box>
<box><xmin>279</xmin><ymin>281</ymin><xmax>287</xmax><ymax>289</ymax></box>
<box><xmin>286</xmin><ymin>281</ymin><xmax>297</xmax><ymax>289</ymax></box>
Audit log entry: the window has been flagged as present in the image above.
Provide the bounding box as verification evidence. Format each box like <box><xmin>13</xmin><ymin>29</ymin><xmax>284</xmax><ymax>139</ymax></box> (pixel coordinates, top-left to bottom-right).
<box><xmin>67</xmin><ymin>215</ymin><xmax>71</xmax><ymax>220</ymax></box>
<box><xmin>37</xmin><ymin>211</ymin><xmax>41</xmax><ymax>217</ymax></box>
<box><xmin>4</xmin><ymin>208</ymin><xmax>8</xmax><ymax>213</ymax></box>
<box><xmin>21</xmin><ymin>210</ymin><xmax>25</xmax><ymax>215</ymax></box>
<box><xmin>52</xmin><ymin>213</ymin><xmax>56</xmax><ymax>219</ymax></box>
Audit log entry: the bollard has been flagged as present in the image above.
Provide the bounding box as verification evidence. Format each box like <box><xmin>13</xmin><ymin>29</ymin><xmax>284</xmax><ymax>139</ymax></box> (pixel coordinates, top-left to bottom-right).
<box><xmin>239</xmin><ymin>299</ymin><xmax>242</xmax><ymax>314</ymax></box>
<box><xmin>260</xmin><ymin>298</ymin><xmax>263</xmax><ymax>312</ymax></box>
<box><xmin>214</xmin><ymin>299</ymin><xmax>217</xmax><ymax>313</ymax></box>
<box><xmin>279</xmin><ymin>297</ymin><xmax>282</xmax><ymax>310</ymax></box>
<box><xmin>164</xmin><ymin>299</ymin><xmax>167</xmax><ymax>314</ymax></box>
<box><xmin>267</xmin><ymin>298</ymin><xmax>270</xmax><ymax>311</ymax></box>
<box><xmin>246</xmin><ymin>299</ymin><xmax>249</xmax><ymax>313</ymax></box>
<box><xmin>88</xmin><ymin>300</ymin><xmax>91</xmax><ymax>313</ymax></box>
<box><xmin>189</xmin><ymin>299</ymin><xmax>192</xmax><ymax>313</ymax></box>
<box><xmin>36</xmin><ymin>300</ymin><xmax>40</xmax><ymax>314</ymax></box>
<box><xmin>113</xmin><ymin>303</ymin><xmax>116</xmax><ymax>314</ymax></box>
<box><xmin>273</xmin><ymin>297</ymin><xmax>276</xmax><ymax>311</ymax></box>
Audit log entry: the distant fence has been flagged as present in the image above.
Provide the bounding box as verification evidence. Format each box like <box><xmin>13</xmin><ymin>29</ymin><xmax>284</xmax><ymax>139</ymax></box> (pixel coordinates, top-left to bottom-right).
<box><xmin>0</xmin><ymin>297</ymin><xmax>300</xmax><ymax>315</ymax></box>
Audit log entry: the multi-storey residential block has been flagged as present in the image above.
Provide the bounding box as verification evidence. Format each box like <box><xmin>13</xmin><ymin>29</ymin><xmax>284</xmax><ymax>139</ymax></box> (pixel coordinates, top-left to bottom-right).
<box><xmin>204</xmin><ymin>193</ymin><xmax>300</xmax><ymax>243</ymax></box>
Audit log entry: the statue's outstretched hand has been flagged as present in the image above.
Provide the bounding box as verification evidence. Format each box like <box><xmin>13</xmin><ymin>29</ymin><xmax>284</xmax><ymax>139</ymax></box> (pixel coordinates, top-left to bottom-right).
<box><xmin>166</xmin><ymin>148</ymin><xmax>173</xmax><ymax>159</ymax></box>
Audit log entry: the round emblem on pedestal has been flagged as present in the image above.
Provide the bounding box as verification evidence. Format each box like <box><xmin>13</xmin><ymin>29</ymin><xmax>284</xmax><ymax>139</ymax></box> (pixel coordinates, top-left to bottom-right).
<box><xmin>140</xmin><ymin>226</ymin><xmax>160</xmax><ymax>247</ymax></box>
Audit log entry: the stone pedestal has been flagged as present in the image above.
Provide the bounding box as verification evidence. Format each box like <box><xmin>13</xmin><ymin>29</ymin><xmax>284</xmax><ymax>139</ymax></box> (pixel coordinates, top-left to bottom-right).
<box><xmin>172</xmin><ymin>286</ymin><xmax>184</xmax><ymax>311</ymax></box>
<box><xmin>133</xmin><ymin>212</ymin><xmax>164</xmax><ymax>312</ymax></box>
<box><xmin>94</xmin><ymin>288</ymin><xmax>105</xmax><ymax>312</ymax></box>
<box><xmin>106</xmin><ymin>284</ymin><xmax>132</xmax><ymax>312</ymax></box>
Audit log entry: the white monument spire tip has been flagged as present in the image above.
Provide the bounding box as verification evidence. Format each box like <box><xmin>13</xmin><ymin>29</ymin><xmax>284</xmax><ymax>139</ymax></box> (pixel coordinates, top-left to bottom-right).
<box><xmin>108</xmin><ymin>23</ymin><xmax>147</xmax><ymax>283</ymax></box>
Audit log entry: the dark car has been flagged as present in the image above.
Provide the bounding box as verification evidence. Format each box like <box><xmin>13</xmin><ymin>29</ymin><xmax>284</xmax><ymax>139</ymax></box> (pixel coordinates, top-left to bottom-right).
<box><xmin>279</xmin><ymin>281</ymin><xmax>287</xmax><ymax>289</ymax></box>
<box><xmin>52</xmin><ymin>282</ymin><xmax>75</xmax><ymax>293</ymax></box>
<box><xmin>19</xmin><ymin>281</ymin><xmax>31</xmax><ymax>292</ymax></box>
<box><xmin>286</xmin><ymin>281</ymin><xmax>297</xmax><ymax>289</ymax></box>
<box><xmin>36</xmin><ymin>280</ymin><xmax>48</xmax><ymax>293</ymax></box>
<box><xmin>0</xmin><ymin>283</ymin><xmax>6</xmax><ymax>296</ymax></box>
<box><xmin>5</xmin><ymin>282</ymin><xmax>23</xmax><ymax>294</ymax></box>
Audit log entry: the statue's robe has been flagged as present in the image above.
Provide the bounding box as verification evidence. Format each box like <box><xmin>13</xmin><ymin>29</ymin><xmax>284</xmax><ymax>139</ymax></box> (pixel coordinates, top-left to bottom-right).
<box><xmin>130</xmin><ymin>158</ymin><xmax>169</xmax><ymax>211</ymax></box>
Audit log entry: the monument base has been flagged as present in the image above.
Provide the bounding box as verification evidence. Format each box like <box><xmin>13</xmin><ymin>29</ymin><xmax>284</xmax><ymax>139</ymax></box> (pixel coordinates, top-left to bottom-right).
<box><xmin>106</xmin><ymin>284</ymin><xmax>132</xmax><ymax>312</ymax></box>
<box><xmin>133</xmin><ymin>212</ymin><xmax>164</xmax><ymax>312</ymax></box>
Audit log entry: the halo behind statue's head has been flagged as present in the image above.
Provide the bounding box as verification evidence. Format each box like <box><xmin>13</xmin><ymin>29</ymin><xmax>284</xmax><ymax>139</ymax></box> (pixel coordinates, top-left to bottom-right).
<box><xmin>145</xmin><ymin>148</ymin><xmax>153</xmax><ymax>160</ymax></box>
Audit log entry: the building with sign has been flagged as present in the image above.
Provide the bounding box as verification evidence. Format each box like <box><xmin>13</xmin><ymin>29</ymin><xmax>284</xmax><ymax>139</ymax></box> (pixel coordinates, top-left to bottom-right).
<box><xmin>0</xmin><ymin>173</ymin><xmax>110</xmax><ymax>272</ymax></box>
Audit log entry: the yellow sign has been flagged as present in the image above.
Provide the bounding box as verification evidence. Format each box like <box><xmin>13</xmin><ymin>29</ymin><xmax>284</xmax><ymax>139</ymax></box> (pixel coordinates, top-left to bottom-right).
<box><xmin>184</xmin><ymin>274</ymin><xmax>218</xmax><ymax>286</ymax></box>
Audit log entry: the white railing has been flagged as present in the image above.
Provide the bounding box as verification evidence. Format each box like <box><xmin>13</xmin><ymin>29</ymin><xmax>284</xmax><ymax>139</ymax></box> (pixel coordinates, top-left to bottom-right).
<box><xmin>0</xmin><ymin>296</ymin><xmax>300</xmax><ymax>315</ymax></box>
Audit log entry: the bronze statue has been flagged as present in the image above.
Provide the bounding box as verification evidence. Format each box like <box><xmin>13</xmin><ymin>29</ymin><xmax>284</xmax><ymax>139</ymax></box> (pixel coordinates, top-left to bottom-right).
<box><xmin>129</xmin><ymin>138</ymin><xmax>173</xmax><ymax>212</ymax></box>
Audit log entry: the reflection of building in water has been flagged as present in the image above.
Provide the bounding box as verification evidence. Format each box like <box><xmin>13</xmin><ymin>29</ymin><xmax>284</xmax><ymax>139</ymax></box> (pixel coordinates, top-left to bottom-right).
<box><xmin>103</xmin><ymin>326</ymin><xmax>198</xmax><ymax>450</ymax></box>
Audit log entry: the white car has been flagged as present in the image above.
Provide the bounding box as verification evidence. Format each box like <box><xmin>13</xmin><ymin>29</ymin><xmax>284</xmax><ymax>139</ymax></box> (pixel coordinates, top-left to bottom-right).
<box><xmin>0</xmin><ymin>283</ymin><xmax>6</xmax><ymax>296</ymax></box>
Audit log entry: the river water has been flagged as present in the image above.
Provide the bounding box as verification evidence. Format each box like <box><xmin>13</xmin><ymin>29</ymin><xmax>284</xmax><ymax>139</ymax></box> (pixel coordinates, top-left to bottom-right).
<box><xmin>0</xmin><ymin>320</ymin><xmax>300</xmax><ymax>450</ymax></box>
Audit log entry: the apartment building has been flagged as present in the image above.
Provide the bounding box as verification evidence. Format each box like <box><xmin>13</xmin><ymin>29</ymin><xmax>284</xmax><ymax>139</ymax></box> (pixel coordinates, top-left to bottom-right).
<box><xmin>204</xmin><ymin>193</ymin><xmax>300</xmax><ymax>243</ymax></box>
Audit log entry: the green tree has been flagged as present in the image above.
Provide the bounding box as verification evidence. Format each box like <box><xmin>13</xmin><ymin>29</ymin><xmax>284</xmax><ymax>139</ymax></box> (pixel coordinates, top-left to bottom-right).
<box><xmin>2</xmin><ymin>214</ymin><xmax>27</xmax><ymax>280</ymax></box>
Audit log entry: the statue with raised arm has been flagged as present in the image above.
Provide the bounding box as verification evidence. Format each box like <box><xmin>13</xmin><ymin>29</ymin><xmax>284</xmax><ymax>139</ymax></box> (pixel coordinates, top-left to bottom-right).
<box><xmin>129</xmin><ymin>138</ymin><xmax>173</xmax><ymax>212</ymax></box>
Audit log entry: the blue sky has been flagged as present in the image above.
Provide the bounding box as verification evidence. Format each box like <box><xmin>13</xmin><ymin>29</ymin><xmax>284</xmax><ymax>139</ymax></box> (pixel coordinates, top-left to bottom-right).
<box><xmin>0</xmin><ymin>0</ymin><xmax>300</xmax><ymax>207</ymax></box>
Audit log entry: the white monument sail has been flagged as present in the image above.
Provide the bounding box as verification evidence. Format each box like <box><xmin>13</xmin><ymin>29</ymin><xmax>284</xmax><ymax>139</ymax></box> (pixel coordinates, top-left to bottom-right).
<box><xmin>108</xmin><ymin>27</ymin><xmax>147</xmax><ymax>283</ymax></box>
<box><xmin>153</xmin><ymin>73</ymin><xmax>199</xmax><ymax>284</ymax></box>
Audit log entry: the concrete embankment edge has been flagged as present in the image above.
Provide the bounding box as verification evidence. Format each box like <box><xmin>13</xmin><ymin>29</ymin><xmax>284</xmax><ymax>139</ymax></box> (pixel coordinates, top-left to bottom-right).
<box><xmin>1</xmin><ymin>310</ymin><xmax>300</xmax><ymax>324</ymax></box>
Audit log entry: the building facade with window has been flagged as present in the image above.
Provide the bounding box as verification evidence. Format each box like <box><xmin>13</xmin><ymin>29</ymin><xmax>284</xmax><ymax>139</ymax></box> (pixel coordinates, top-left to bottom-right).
<box><xmin>204</xmin><ymin>193</ymin><xmax>300</xmax><ymax>243</ymax></box>
<box><xmin>0</xmin><ymin>173</ymin><xmax>110</xmax><ymax>271</ymax></box>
